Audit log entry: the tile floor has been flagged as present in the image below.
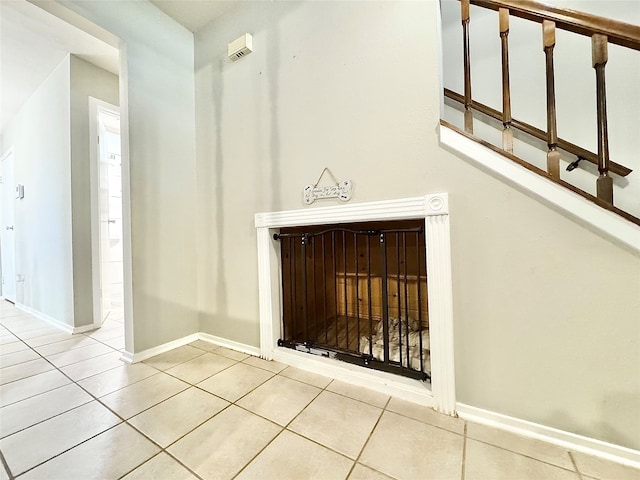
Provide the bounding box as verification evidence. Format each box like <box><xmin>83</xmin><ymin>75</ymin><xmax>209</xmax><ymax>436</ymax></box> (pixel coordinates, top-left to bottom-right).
<box><xmin>1</xmin><ymin>301</ymin><xmax>639</xmax><ymax>480</ymax></box>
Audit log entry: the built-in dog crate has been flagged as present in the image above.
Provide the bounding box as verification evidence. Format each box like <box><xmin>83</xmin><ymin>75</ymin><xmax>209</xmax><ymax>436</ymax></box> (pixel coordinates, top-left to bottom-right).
<box><xmin>275</xmin><ymin>219</ymin><xmax>431</xmax><ymax>381</ymax></box>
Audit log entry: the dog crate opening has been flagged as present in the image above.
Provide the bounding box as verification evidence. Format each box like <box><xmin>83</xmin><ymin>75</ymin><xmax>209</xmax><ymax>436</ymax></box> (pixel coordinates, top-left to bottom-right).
<box><xmin>275</xmin><ymin>219</ymin><xmax>430</xmax><ymax>382</ymax></box>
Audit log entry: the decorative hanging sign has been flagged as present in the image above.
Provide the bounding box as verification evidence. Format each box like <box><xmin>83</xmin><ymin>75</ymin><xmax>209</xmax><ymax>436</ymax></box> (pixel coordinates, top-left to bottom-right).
<box><xmin>303</xmin><ymin>168</ymin><xmax>353</xmax><ymax>205</ymax></box>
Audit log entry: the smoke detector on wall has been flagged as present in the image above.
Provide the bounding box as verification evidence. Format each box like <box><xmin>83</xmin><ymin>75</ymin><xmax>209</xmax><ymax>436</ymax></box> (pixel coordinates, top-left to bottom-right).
<box><xmin>228</xmin><ymin>33</ymin><xmax>253</xmax><ymax>60</ymax></box>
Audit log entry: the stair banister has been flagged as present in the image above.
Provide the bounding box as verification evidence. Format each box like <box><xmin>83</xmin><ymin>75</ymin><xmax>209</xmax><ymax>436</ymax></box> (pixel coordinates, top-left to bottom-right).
<box><xmin>444</xmin><ymin>0</ymin><xmax>639</xmax><ymax>225</ymax></box>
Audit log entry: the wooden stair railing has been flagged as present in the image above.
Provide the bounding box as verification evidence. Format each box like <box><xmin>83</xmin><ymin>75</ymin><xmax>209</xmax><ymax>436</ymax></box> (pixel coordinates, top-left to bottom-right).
<box><xmin>444</xmin><ymin>0</ymin><xmax>640</xmax><ymax>225</ymax></box>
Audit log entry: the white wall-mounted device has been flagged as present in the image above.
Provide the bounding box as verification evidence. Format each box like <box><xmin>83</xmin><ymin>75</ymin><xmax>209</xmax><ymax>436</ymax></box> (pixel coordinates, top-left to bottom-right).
<box><xmin>228</xmin><ymin>33</ymin><xmax>253</xmax><ymax>60</ymax></box>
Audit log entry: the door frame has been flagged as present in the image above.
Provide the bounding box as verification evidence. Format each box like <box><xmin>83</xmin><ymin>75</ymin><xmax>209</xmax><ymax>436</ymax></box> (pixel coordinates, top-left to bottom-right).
<box><xmin>0</xmin><ymin>147</ymin><xmax>17</xmax><ymax>303</ymax></box>
<box><xmin>89</xmin><ymin>97</ymin><xmax>121</xmax><ymax>328</ymax></box>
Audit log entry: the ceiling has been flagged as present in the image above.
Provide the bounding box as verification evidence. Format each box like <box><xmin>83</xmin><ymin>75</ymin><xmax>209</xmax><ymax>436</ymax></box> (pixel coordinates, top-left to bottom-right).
<box><xmin>0</xmin><ymin>0</ymin><xmax>119</xmax><ymax>134</ymax></box>
<box><xmin>149</xmin><ymin>0</ymin><xmax>239</xmax><ymax>33</ymax></box>
<box><xmin>0</xmin><ymin>0</ymin><xmax>237</xmax><ymax>136</ymax></box>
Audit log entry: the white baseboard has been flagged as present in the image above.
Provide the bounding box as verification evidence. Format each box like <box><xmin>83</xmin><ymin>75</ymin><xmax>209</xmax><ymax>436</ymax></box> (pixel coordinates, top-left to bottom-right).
<box><xmin>120</xmin><ymin>350</ymin><xmax>134</xmax><ymax>364</ymax></box>
<box><xmin>198</xmin><ymin>332</ymin><xmax>261</xmax><ymax>357</ymax></box>
<box><xmin>457</xmin><ymin>403</ymin><xmax>640</xmax><ymax>469</ymax></box>
<box><xmin>123</xmin><ymin>333</ymin><xmax>200</xmax><ymax>363</ymax></box>
<box><xmin>16</xmin><ymin>303</ymin><xmax>73</xmax><ymax>334</ymax></box>
<box><xmin>14</xmin><ymin>303</ymin><xmax>98</xmax><ymax>334</ymax></box>
<box><xmin>112</xmin><ymin>330</ymin><xmax>639</xmax><ymax>470</ymax></box>
<box><xmin>272</xmin><ymin>347</ymin><xmax>434</xmax><ymax>407</ymax></box>
<box><xmin>119</xmin><ymin>333</ymin><xmax>260</xmax><ymax>364</ymax></box>
<box><xmin>73</xmin><ymin>324</ymin><xmax>98</xmax><ymax>334</ymax></box>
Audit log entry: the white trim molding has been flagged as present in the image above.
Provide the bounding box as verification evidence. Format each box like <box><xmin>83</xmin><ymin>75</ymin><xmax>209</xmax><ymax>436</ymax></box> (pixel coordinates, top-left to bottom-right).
<box><xmin>15</xmin><ymin>303</ymin><xmax>94</xmax><ymax>334</ymax></box>
<box><xmin>274</xmin><ymin>347</ymin><xmax>434</xmax><ymax>407</ymax></box>
<box><xmin>120</xmin><ymin>333</ymin><xmax>260</xmax><ymax>364</ymax></box>
<box><xmin>120</xmin><ymin>333</ymin><xmax>200</xmax><ymax>364</ymax></box>
<box><xmin>255</xmin><ymin>194</ymin><xmax>456</xmax><ymax>415</ymax></box>
<box><xmin>88</xmin><ymin>97</ymin><xmax>122</xmax><ymax>330</ymax></box>
<box><xmin>199</xmin><ymin>332</ymin><xmax>261</xmax><ymax>357</ymax></box>
<box><xmin>440</xmin><ymin>125</ymin><xmax>640</xmax><ymax>254</ymax></box>
<box><xmin>457</xmin><ymin>403</ymin><xmax>640</xmax><ymax>469</ymax></box>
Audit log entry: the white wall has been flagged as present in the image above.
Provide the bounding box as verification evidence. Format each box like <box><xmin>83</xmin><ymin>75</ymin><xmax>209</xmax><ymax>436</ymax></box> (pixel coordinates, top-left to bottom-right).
<box><xmin>56</xmin><ymin>0</ymin><xmax>199</xmax><ymax>351</ymax></box>
<box><xmin>440</xmin><ymin>0</ymin><xmax>640</xmax><ymax>217</ymax></box>
<box><xmin>70</xmin><ymin>55</ymin><xmax>118</xmax><ymax>328</ymax></box>
<box><xmin>0</xmin><ymin>56</ymin><xmax>74</xmax><ymax>326</ymax></box>
<box><xmin>195</xmin><ymin>1</ymin><xmax>640</xmax><ymax>450</ymax></box>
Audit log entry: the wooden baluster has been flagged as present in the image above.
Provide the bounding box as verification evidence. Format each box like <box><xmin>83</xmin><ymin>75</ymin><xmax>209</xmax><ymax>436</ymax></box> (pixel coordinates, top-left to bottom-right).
<box><xmin>462</xmin><ymin>0</ymin><xmax>473</xmax><ymax>133</ymax></box>
<box><xmin>543</xmin><ymin>20</ymin><xmax>560</xmax><ymax>179</ymax></box>
<box><xmin>499</xmin><ymin>8</ymin><xmax>513</xmax><ymax>153</ymax></box>
<box><xmin>592</xmin><ymin>34</ymin><xmax>613</xmax><ymax>203</ymax></box>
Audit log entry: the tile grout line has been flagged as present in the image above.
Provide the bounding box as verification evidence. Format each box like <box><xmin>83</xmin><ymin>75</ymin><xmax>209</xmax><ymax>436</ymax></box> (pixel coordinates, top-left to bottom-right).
<box><xmin>2</xmin><ymin>328</ymin><xmax>603</xmax><ymax>480</ymax></box>
<box><xmin>466</xmin><ymin>435</ymin><xmax>584</xmax><ymax>473</ymax></box>
<box><xmin>461</xmin><ymin>421</ymin><xmax>467</xmax><ymax>480</ymax></box>
<box><xmin>12</xmin><ymin>423</ymin><xmax>127</xmax><ymax>479</ymax></box>
<box><xmin>346</xmin><ymin>395</ymin><xmax>394</xmax><ymax>480</ymax></box>
<box><xmin>0</xmin><ymin>447</ymin><xmax>15</xmax><ymax>480</ymax></box>
<box><xmin>0</xmin><ymin>319</ymin><xmax>154</xmax><ymax>478</ymax></box>
<box><xmin>4</xmin><ymin>344</ymin><xmax>201</xmax><ymax>479</ymax></box>
<box><xmin>230</xmin><ymin>368</ymin><xmax>336</xmax><ymax>480</ymax></box>
<box><xmin>117</xmin><ymin>420</ymin><xmax>209</xmax><ymax>480</ymax></box>
<box><xmin>568</xmin><ymin>451</ymin><xmax>585</xmax><ymax>480</ymax></box>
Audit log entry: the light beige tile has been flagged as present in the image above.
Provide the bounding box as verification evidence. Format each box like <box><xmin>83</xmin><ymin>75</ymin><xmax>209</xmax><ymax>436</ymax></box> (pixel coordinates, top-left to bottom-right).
<box><xmin>143</xmin><ymin>345</ymin><xmax>205</xmax><ymax>371</ymax></box>
<box><xmin>360</xmin><ymin>411</ymin><xmax>463</xmax><ymax>480</ymax></box>
<box><xmin>0</xmin><ymin>316</ymin><xmax>34</xmax><ymax>327</ymax></box>
<box><xmin>386</xmin><ymin>397</ymin><xmax>465</xmax><ymax>435</ymax></box>
<box><xmin>0</xmin><ymin>305</ymin><xmax>24</xmax><ymax>317</ymax></box>
<box><xmin>466</xmin><ymin>421</ymin><xmax>574</xmax><ymax>469</ymax></box>
<box><xmin>0</xmin><ymin>369</ymin><xmax>71</xmax><ymax>406</ymax></box>
<box><xmin>100</xmin><ymin>372</ymin><xmax>189</xmax><ymax>419</ymax></box>
<box><xmin>129</xmin><ymin>387</ymin><xmax>228</xmax><ymax>447</ymax></box>
<box><xmin>168</xmin><ymin>405</ymin><xmax>281</xmax><ymax>480</ymax></box>
<box><xmin>0</xmin><ymin>340</ymin><xmax>28</xmax><ymax>355</ymax></box>
<box><xmin>327</xmin><ymin>380</ymin><xmax>390</xmax><ymax>408</ymax></box>
<box><xmin>197</xmin><ymin>362</ymin><xmax>273</xmax><ymax>402</ymax></box>
<box><xmin>0</xmin><ymin>358</ymin><xmax>54</xmax><ymax>385</ymax></box>
<box><xmin>100</xmin><ymin>319</ymin><xmax>123</xmax><ymax>330</ymax></box>
<box><xmin>242</xmin><ymin>356</ymin><xmax>287</xmax><ymax>373</ymax></box>
<box><xmin>166</xmin><ymin>352</ymin><xmax>236</xmax><ymax>384</ymax></box>
<box><xmin>215</xmin><ymin>346</ymin><xmax>250</xmax><ymax>361</ymax></box>
<box><xmin>349</xmin><ymin>463</ymin><xmax>396</xmax><ymax>480</ymax></box>
<box><xmin>122</xmin><ymin>452</ymin><xmax>198</xmax><ymax>480</ymax></box>
<box><xmin>15</xmin><ymin>326</ymin><xmax>62</xmax><ymax>340</ymax></box>
<box><xmin>572</xmin><ymin>451</ymin><xmax>640</xmax><ymax>480</ymax></box>
<box><xmin>236</xmin><ymin>430</ymin><xmax>353</xmax><ymax>480</ymax></box>
<box><xmin>0</xmin><ymin>461</ymin><xmax>7</xmax><ymax>480</ymax></box>
<box><xmin>60</xmin><ymin>351</ymin><xmax>123</xmax><ymax>380</ymax></box>
<box><xmin>0</xmin><ymin>349</ymin><xmax>40</xmax><ymax>368</ymax></box>
<box><xmin>465</xmin><ymin>439</ymin><xmax>579</xmax><ymax>480</ymax></box>
<box><xmin>237</xmin><ymin>375</ymin><xmax>321</xmax><ymax>426</ymax></box>
<box><xmin>77</xmin><ymin>362</ymin><xmax>157</xmax><ymax>397</ymax></box>
<box><xmin>87</xmin><ymin>326</ymin><xmax>124</xmax><ymax>342</ymax></box>
<box><xmin>23</xmin><ymin>331</ymin><xmax>75</xmax><ymax>348</ymax></box>
<box><xmin>0</xmin><ymin>383</ymin><xmax>93</xmax><ymax>438</ymax></box>
<box><xmin>45</xmin><ymin>343</ymin><xmax>114</xmax><ymax>367</ymax></box>
<box><xmin>188</xmin><ymin>339</ymin><xmax>219</xmax><ymax>352</ymax></box>
<box><xmin>279</xmin><ymin>366</ymin><xmax>333</xmax><ymax>389</ymax></box>
<box><xmin>102</xmin><ymin>336</ymin><xmax>125</xmax><ymax>350</ymax></box>
<box><xmin>0</xmin><ymin>335</ymin><xmax>19</xmax><ymax>346</ymax></box>
<box><xmin>0</xmin><ymin>401</ymin><xmax>121</xmax><ymax>476</ymax></box>
<box><xmin>20</xmin><ymin>423</ymin><xmax>160</xmax><ymax>480</ymax></box>
<box><xmin>289</xmin><ymin>390</ymin><xmax>382</xmax><ymax>459</ymax></box>
<box><xmin>4</xmin><ymin>320</ymin><xmax>49</xmax><ymax>334</ymax></box>
<box><xmin>33</xmin><ymin>335</ymin><xmax>101</xmax><ymax>356</ymax></box>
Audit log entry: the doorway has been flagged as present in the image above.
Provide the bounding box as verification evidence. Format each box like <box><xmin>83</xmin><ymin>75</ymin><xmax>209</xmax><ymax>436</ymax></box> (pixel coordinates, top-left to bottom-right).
<box><xmin>1</xmin><ymin>149</ymin><xmax>16</xmax><ymax>304</ymax></box>
<box><xmin>90</xmin><ymin>99</ymin><xmax>123</xmax><ymax>328</ymax></box>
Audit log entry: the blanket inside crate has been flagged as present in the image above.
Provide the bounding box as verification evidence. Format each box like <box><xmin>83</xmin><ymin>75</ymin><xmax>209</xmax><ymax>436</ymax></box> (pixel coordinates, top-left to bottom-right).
<box><xmin>359</xmin><ymin>317</ymin><xmax>430</xmax><ymax>374</ymax></box>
